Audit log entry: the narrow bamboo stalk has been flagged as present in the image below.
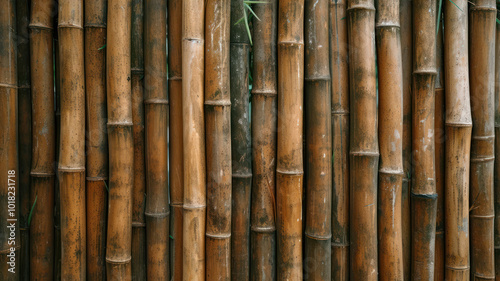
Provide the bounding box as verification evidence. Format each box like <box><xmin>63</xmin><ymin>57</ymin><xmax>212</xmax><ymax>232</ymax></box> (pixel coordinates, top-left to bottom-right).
<box><xmin>277</xmin><ymin>1</ymin><xmax>304</xmax><ymax>279</ymax></box>
<box><xmin>469</xmin><ymin>1</ymin><xmax>496</xmax><ymax>279</ymax></box>
<box><xmin>131</xmin><ymin>0</ymin><xmax>146</xmax><ymax>279</ymax></box>
<box><xmin>105</xmin><ymin>0</ymin><xmax>133</xmax><ymax>279</ymax></box>
<box><xmin>376</xmin><ymin>0</ymin><xmax>404</xmax><ymax>279</ymax></box>
<box><xmin>182</xmin><ymin>0</ymin><xmax>206</xmax><ymax>279</ymax></box>
<box><xmin>250</xmin><ymin>1</ymin><xmax>277</xmax><ymax>280</ymax></box>
<box><xmin>168</xmin><ymin>0</ymin><xmax>183</xmax><ymax>279</ymax></box>
<box><xmin>58</xmin><ymin>0</ymin><xmax>86</xmax><ymax>279</ymax></box>
<box><xmin>444</xmin><ymin>0</ymin><xmax>472</xmax><ymax>279</ymax></box>
<box><xmin>0</xmin><ymin>1</ymin><xmax>19</xmax><ymax>279</ymax></box>
<box><xmin>347</xmin><ymin>0</ymin><xmax>378</xmax><ymax>279</ymax></box>
<box><xmin>495</xmin><ymin>9</ymin><xmax>500</xmax><ymax>280</ymax></box>
<box><xmin>304</xmin><ymin>0</ymin><xmax>331</xmax><ymax>279</ymax></box>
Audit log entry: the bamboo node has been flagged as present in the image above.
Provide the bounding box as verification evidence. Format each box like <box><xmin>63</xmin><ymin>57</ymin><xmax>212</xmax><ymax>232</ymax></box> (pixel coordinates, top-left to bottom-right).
<box><xmin>29</xmin><ymin>23</ymin><xmax>54</xmax><ymax>30</ymax></box>
<box><xmin>144</xmin><ymin>98</ymin><xmax>169</xmax><ymax>105</ymax></box>
<box><xmin>84</xmin><ymin>23</ymin><xmax>107</xmax><ymax>28</ymax></box>
<box><xmin>86</xmin><ymin>176</ymin><xmax>108</xmax><ymax>181</ymax></box>
<box><xmin>350</xmin><ymin>151</ymin><xmax>379</xmax><ymax>157</ymax></box>
<box><xmin>107</xmin><ymin>121</ymin><xmax>133</xmax><ymax>127</ymax></box>
<box><xmin>410</xmin><ymin>192</ymin><xmax>437</xmax><ymax>199</ymax></box>
<box><xmin>445</xmin><ymin>265</ymin><xmax>470</xmax><ymax>271</ymax></box>
<box><xmin>183</xmin><ymin>205</ymin><xmax>206</xmax><ymax>210</ymax></box>
<box><xmin>58</xmin><ymin>23</ymin><xmax>84</xmax><ymax>29</ymax></box>
<box><xmin>58</xmin><ymin>166</ymin><xmax>86</xmax><ymax>172</ymax></box>
<box><xmin>469</xmin><ymin>214</ymin><xmax>495</xmax><ymax>219</ymax></box>
<box><xmin>378</xmin><ymin>168</ymin><xmax>404</xmax><ymax>175</ymax></box>
<box><xmin>132</xmin><ymin>222</ymin><xmax>146</xmax><ymax>227</ymax></box>
<box><xmin>251</xmin><ymin>89</ymin><xmax>277</xmax><ymax>97</ymax></box>
<box><xmin>0</xmin><ymin>83</ymin><xmax>17</xmax><ymax>89</ymax></box>
<box><xmin>445</xmin><ymin>122</ymin><xmax>473</xmax><ymax>127</ymax></box>
<box><xmin>0</xmin><ymin>245</ymin><xmax>21</xmax><ymax>253</ymax></box>
<box><xmin>204</xmin><ymin>99</ymin><xmax>231</xmax><ymax>106</ymax></box>
<box><xmin>304</xmin><ymin>76</ymin><xmax>331</xmax><ymax>81</ymax></box>
<box><xmin>105</xmin><ymin>257</ymin><xmax>132</xmax><ymax>264</ymax></box>
<box><xmin>206</xmin><ymin>233</ymin><xmax>231</xmax><ymax>239</ymax></box>
<box><xmin>413</xmin><ymin>69</ymin><xmax>438</xmax><ymax>76</ymax></box>
<box><xmin>169</xmin><ymin>76</ymin><xmax>182</xmax><ymax>81</ymax></box>
<box><xmin>331</xmin><ymin>110</ymin><xmax>349</xmax><ymax>115</ymax></box>
<box><xmin>251</xmin><ymin>226</ymin><xmax>276</xmax><ymax>233</ymax></box>
<box><xmin>347</xmin><ymin>4</ymin><xmax>375</xmax><ymax>12</ymax></box>
<box><xmin>375</xmin><ymin>23</ymin><xmax>400</xmax><ymax>29</ymax></box>
<box><xmin>232</xmin><ymin>172</ymin><xmax>252</xmax><ymax>178</ymax></box>
<box><xmin>30</xmin><ymin>171</ymin><xmax>56</xmax><ymax>177</ymax></box>
<box><xmin>131</xmin><ymin>68</ymin><xmax>144</xmax><ymax>75</ymax></box>
<box><xmin>331</xmin><ymin>241</ymin><xmax>349</xmax><ymax>247</ymax></box>
<box><xmin>18</xmin><ymin>84</ymin><xmax>30</xmax><ymax>89</ymax></box>
<box><xmin>144</xmin><ymin>211</ymin><xmax>170</xmax><ymax>218</ymax></box>
<box><xmin>305</xmin><ymin>232</ymin><xmax>332</xmax><ymax>240</ymax></box>
<box><xmin>469</xmin><ymin>7</ymin><xmax>496</xmax><ymax>12</ymax></box>
<box><xmin>278</xmin><ymin>41</ymin><xmax>304</xmax><ymax>46</ymax></box>
<box><xmin>470</xmin><ymin>156</ymin><xmax>494</xmax><ymax>163</ymax></box>
<box><xmin>276</xmin><ymin>169</ymin><xmax>304</xmax><ymax>176</ymax></box>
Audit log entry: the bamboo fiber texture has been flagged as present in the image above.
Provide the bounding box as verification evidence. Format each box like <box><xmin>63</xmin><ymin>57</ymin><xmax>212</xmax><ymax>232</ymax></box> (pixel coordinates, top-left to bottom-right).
<box><xmin>58</xmin><ymin>0</ymin><xmax>86</xmax><ymax>279</ymax></box>
<box><xmin>495</xmin><ymin>9</ymin><xmax>500</xmax><ymax>280</ymax></box>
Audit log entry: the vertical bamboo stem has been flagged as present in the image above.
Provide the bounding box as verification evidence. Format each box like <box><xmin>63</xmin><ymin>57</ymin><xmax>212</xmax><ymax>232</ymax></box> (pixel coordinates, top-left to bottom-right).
<box><xmin>105</xmin><ymin>0</ymin><xmax>133</xmax><ymax>279</ymax></box>
<box><xmin>251</xmin><ymin>1</ymin><xmax>277</xmax><ymax>280</ymax></box>
<box><xmin>495</xmin><ymin>9</ymin><xmax>500</xmax><ymax>280</ymax></box>
<box><xmin>58</xmin><ymin>0</ymin><xmax>86</xmax><ymax>279</ymax></box>
<box><xmin>347</xmin><ymin>0</ymin><xmax>378</xmax><ymax>279</ymax></box>
<box><xmin>182</xmin><ymin>0</ymin><xmax>206</xmax><ymax>279</ymax></box>
<box><xmin>469</xmin><ymin>0</ymin><xmax>496</xmax><ymax>279</ymax></box>
<box><xmin>444</xmin><ymin>0</ymin><xmax>472</xmax><ymax>279</ymax></box>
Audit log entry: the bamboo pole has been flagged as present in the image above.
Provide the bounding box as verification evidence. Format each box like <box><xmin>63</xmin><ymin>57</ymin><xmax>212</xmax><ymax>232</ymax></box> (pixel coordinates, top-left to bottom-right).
<box><xmin>29</xmin><ymin>0</ymin><xmax>56</xmax><ymax>279</ymax></box>
<box><xmin>250</xmin><ymin>1</ymin><xmax>277</xmax><ymax>280</ymax></box>
<box><xmin>182</xmin><ymin>0</ymin><xmax>206</xmax><ymax>279</ymax></box>
<box><xmin>105</xmin><ymin>0</ymin><xmax>133</xmax><ymax>279</ymax></box>
<box><xmin>84</xmin><ymin>1</ymin><xmax>108</xmax><ymax>280</ymax></box>
<box><xmin>376</xmin><ymin>0</ymin><xmax>404</xmax><ymax>279</ymax></box>
<box><xmin>131</xmin><ymin>0</ymin><xmax>146</xmax><ymax>279</ymax></box>
<box><xmin>469</xmin><ymin>0</ymin><xmax>496</xmax><ymax>279</ymax></box>
<box><xmin>277</xmin><ymin>1</ymin><xmax>304</xmax><ymax>279</ymax></box>
<box><xmin>347</xmin><ymin>0</ymin><xmax>378</xmax><ymax>279</ymax></box>
<box><xmin>304</xmin><ymin>0</ymin><xmax>331</xmax><ymax>279</ymax></box>
<box><xmin>495</xmin><ymin>9</ymin><xmax>500</xmax><ymax>280</ymax></box>
<box><xmin>444</xmin><ymin>0</ymin><xmax>472</xmax><ymax>279</ymax></box>
<box><xmin>58</xmin><ymin>0</ymin><xmax>86</xmax><ymax>279</ymax></box>
<box><xmin>0</xmin><ymin>1</ymin><xmax>19</xmax><ymax>280</ymax></box>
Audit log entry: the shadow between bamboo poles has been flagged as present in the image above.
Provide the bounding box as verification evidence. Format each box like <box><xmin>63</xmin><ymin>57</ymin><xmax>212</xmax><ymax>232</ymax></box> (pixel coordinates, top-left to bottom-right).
<box><xmin>250</xmin><ymin>1</ymin><xmax>277</xmax><ymax>280</ymax></box>
<box><xmin>168</xmin><ymin>0</ymin><xmax>183</xmax><ymax>279</ymax></box>
<box><xmin>131</xmin><ymin>0</ymin><xmax>147</xmax><ymax>280</ymax></box>
<box><xmin>469</xmin><ymin>1</ymin><xmax>496</xmax><ymax>279</ymax></box>
<box><xmin>495</xmin><ymin>9</ymin><xmax>500</xmax><ymax>279</ymax></box>
<box><xmin>347</xmin><ymin>0</ymin><xmax>378</xmax><ymax>279</ymax></box>
<box><xmin>16</xmin><ymin>0</ymin><xmax>32</xmax><ymax>279</ymax></box>
<box><xmin>57</xmin><ymin>0</ymin><xmax>86</xmax><ymax>279</ymax></box>
<box><xmin>0</xmin><ymin>1</ymin><xmax>19</xmax><ymax>280</ymax></box>
<box><xmin>182</xmin><ymin>0</ymin><xmax>206</xmax><ymax>280</ymax></box>
<box><xmin>105</xmin><ymin>0</ymin><xmax>133</xmax><ymax>279</ymax></box>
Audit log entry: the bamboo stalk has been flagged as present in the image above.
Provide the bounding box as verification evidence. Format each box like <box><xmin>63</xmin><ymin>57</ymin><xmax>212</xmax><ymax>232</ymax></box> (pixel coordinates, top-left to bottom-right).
<box><xmin>131</xmin><ymin>0</ymin><xmax>146</xmax><ymax>279</ymax></box>
<box><xmin>469</xmin><ymin>0</ymin><xmax>496</xmax><ymax>279</ymax></box>
<box><xmin>84</xmin><ymin>1</ymin><xmax>108</xmax><ymax>280</ymax></box>
<box><xmin>347</xmin><ymin>0</ymin><xmax>378</xmax><ymax>279</ymax></box>
<box><xmin>0</xmin><ymin>1</ymin><xmax>19</xmax><ymax>280</ymax></box>
<box><xmin>250</xmin><ymin>1</ymin><xmax>277</xmax><ymax>280</ymax></box>
<box><xmin>304</xmin><ymin>0</ymin><xmax>331</xmax><ymax>279</ymax></box>
<box><xmin>444</xmin><ymin>0</ymin><xmax>472</xmax><ymax>279</ymax></box>
<box><xmin>182</xmin><ymin>0</ymin><xmax>206</xmax><ymax>279</ymax></box>
<box><xmin>105</xmin><ymin>0</ymin><xmax>133</xmax><ymax>279</ymax></box>
<box><xmin>376</xmin><ymin>0</ymin><xmax>404</xmax><ymax>279</ymax></box>
<box><xmin>58</xmin><ymin>0</ymin><xmax>86</xmax><ymax>279</ymax></box>
<box><xmin>277</xmin><ymin>1</ymin><xmax>304</xmax><ymax>279</ymax></box>
<box><xmin>495</xmin><ymin>9</ymin><xmax>500</xmax><ymax>280</ymax></box>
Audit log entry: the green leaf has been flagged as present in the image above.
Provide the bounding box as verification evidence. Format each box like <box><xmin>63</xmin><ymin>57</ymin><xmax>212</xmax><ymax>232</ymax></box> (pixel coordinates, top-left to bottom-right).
<box><xmin>243</xmin><ymin>8</ymin><xmax>253</xmax><ymax>45</ymax></box>
<box><xmin>340</xmin><ymin>16</ymin><xmax>345</xmax><ymax>20</ymax></box>
<box><xmin>244</xmin><ymin>3</ymin><xmax>261</xmax><ymax>21</ymax></box>
<box><xmin>170</xmin><ymin>235</ymin><xmax>174</xmax><ymax>239</ymax></box>
<box><xmin>98</xmin><ymin>44</ymin><xmax>106</xmax><ymax>50</ymax></box>
<box><xmin>103</xmin><ymin>180</ymin><xmax>109</xmax><ymax>192</ymax></box>
<box><xmin>243</xmin><ymin>1</ymin><xmax>268</xmax><ymax>3</ymax></box>
<box><xmin>28</xmin><ymin>196</ymin><xmax>38</xmax><ymax>227</ymax></box>
<box><xmin>436</xmin><ymin>0</ymin><xmax>443</xmax><ymax>35</ymax></box>
<box><xmin>234</xmin><ymin>16</ymin><xmax>245</xmax><ymax>26</ymax></box>
<box><xmin>447</xmin><ymin>0</ymin><xmax>462</xmax><ymax>12</ymax></box>
<box><xmin>496</xmin><ymin>18</ymin><xmax>500</xmax><ymax>25</ymax></box>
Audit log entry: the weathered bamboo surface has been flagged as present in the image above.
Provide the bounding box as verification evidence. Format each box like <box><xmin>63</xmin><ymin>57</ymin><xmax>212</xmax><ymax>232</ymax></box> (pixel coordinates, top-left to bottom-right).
<box><xmin>495</xmin><ymin>9</ymin><xmax>500</xmax><ymax>280</ymax></box>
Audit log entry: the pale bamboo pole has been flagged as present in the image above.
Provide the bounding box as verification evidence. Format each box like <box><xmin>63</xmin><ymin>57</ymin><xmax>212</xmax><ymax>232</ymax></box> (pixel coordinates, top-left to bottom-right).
<box><xmin>495</xmin><ymin>9</ymin><xmax>500</xmax><ymax>280</ymax></box>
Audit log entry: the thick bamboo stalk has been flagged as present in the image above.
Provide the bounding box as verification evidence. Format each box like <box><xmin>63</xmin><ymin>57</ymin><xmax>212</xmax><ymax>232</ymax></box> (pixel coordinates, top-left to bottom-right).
<box><xmin>277</xmin><ymin>1</ymin><xmax>304</xmax><ymax>280</ymax></box>
<box><xmin>84</xmin><ymin>1</ymin><xmax>108</xmax><ymax>280</ymax></box>
<box><xmin>131</xmin><ymin>0</ymin><xmax>146</xmax><ymax>279</ymax></box>
<box><xmin>304</xmin><ymin>0</ymin><xmax>331</xmax><ymax>279</ymax></box>
<box><xmin>469</xmin><ymin>0</ymin><xmax>496</xmax><ymax>279</ymax></box>
<box><xmin>58</xmin><ymin>0</ymin><xmax>86</xmax><ymax>279</ymax></box>
<box><xmin>105</xmin><ymin>0</ymin><xmax>133</xmax><ymax>279</ymax></box>
<box><xmin>0</xmin><ymin>1</ymin><xmax>19</xmax><ymax>280</ymax></box>
<box><xmin>329</xmin><ymin>1</ymin><xmax>349</xmax><ymax>279</ymax></box>
<box><xmin>495</xmin><ymin>9</ymin><xmax>500</xmax><ymax>280</ymax></box>
<box><xmin>376</xmin><ymin>0</ymin><xmax>404</xmax><ymax>279</ymax></box>
<box><xmin>347</xmin><ymin>0</ymin><xmax>378</xmax><ymax>279</ymax></box>
<box><xmin>250</xmin><ymin>1</ymin><xmax>277</xmax><ymax>280</ymax></box>
<box><xmin>182</xmin><ymin>0</ymin><xmax>206</xmax><ymax>279</ymax></box>
<box><xmin>444</xmin><ymin>0</ymin><xmax>472</xmax><ymax>279</ymax></box>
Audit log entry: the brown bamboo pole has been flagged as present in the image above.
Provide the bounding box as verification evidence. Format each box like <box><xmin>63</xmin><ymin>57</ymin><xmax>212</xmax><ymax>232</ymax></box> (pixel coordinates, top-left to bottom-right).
<box><xmin>131</xmin><ymin>0</ymin><xmax>146</xmax><ymax>279</ymax></box>
<box><xmin>469</xmin><ymin>1</ymin><xmax>496</xmax><ymax>279</ymax></box>
<box><xmin>29</xmin><ymin>0</ymin><xmax>56</xmax><ymax>279</ymax></box>
<box><xmin>303</xmin><ymin>0</ymin><xmax>331</xmax><ymax>279</ymax></box>
<box><xmin>347</xmin><ymin>0</ymin><xmax>378</xmax><ymax>279</ymax></box>
<box><xmin>250</xmin><ymin>1</ymin><xmax>277</xmax><ymax>280</ymax></box>
<box><xmin>182</xmin><ymin>0</ymin><xmax>206</xmax><ymax>279</ymax></box>
<box><xmin>105</xmin><ymin>0</ymin><xmax>133</xmax><ymax>279</ymax></box>
<box><xmin>329</xmin><ymin>1</ymin><xmax>349</xmax><ymax>279</ymax></box>
<box><xmin>276</xmin><ymin>1</ymin><xmax>304</xmax><ymax>279</ymax></box>
<box><xmin>444</xmin><ymin>0</ymin><xmax>472</xmax><ymax>279</ymax></box>
<box><xmin>0</xmin><ymin>1</ymin><xmax>19</xmax><ymax>280</ymax></box>
<box><xmin>375</xmin><ymin>0</ymin><xmax>404</xmax><ymax>279</ymax></box>
<box><xmin>58</xmin><ymin>0</ymin><xmax>86</xmax><ymax>279</ymax></box>
<box><xmin>84</xmin><ymin>1</ymin><xmax>108</xmax><ymax>280</ymax></box>
<box><xmin>495</xmin><ymin>9</ymin><xmax>500</xmax><ymax>280</ymax></box>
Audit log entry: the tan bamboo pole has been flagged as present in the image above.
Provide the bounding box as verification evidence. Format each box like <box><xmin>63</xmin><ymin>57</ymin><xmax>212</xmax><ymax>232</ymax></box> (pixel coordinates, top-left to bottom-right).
<box><xmin>58</xmin><ymin>0</ymin><xmax>86</xmax><ymax>279</ymax></box>
<box><xmin>444</xmin><ymin>0</ymin><xmax>472</xmax><ymax>279</ymax></box>
<box><xmin>304</xmin><ymin>0</ymin><xmax>331</xmax><ymax>279</ymax></box>
<box><xmin>168</xmin><ymin>0</ymin><xmax>183</xmax><ymax>279</ymax></box>
<box><xmin>131</xmin><ymin>0</ymin><xmax>146</xmax><ymax>279</ymax></box>
<box><xmin>250</xmin><ymin>1</ymin><xmax>277</xmax><ymax>280</ymax></box>
<box><xmin>495</xmin><ymin>9</ymin><xmax>500</xmax><ymax>280</ymax></box>
<box><xmin>347</xmin><ymin>0</ymin><xmax>378</xmax><ymax>279</ymax></box>
<box><xmin>469</xmin><ymin>0</ymin><xmax>496</xmax><ymax>279</ymax></box>
<box><xmin>29</xmin><ymin>0</ymin><xmax>56</xmax><ymax>279</ymax></box>
<box><xmin>182</xmin><ymin>0</ymin><xmax>206</xmax><ymax>279</ymax></box>
<box><xmin>276</xmin><ymin>1</ymin><xmax>304</xmax><ymax>279</ymax></box>
<box><xmin>376</xmin><ymin>0</ymin><xmax>404</xmax><ymax>279</ymax></box>
<box><xmin>0</xmin><ymin>1</ymin><xmax>19</xmax><ymax>280</ymax></box>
